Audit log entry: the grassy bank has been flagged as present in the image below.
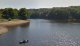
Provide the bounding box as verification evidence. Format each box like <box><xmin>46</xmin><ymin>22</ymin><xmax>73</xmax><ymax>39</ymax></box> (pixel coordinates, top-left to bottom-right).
<box><xmin>0</xmin><ymin>19</ymin><xmax>19</xmax><ymax>22</ymax></box>
<box><xmin>0</xmin><ymin>19</ymin><xmax>8</xmax><ymax>22</ymax></box>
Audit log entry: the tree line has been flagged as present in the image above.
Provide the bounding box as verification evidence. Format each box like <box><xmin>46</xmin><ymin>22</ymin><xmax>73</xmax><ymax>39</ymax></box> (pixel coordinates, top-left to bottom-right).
<box><xmin>28</xmin><ymin>6</ymin><xmax>80</xmax><ymax>20</ymax></box>
<box><xmin>0</xmin><ymin>8</ymin><xmax>30</xmax><ymax>20</ymax></box>
<box><xmin>0</xmin><ymin>6</ymin><xmax>80</xmax><ymax>20</ymax></box>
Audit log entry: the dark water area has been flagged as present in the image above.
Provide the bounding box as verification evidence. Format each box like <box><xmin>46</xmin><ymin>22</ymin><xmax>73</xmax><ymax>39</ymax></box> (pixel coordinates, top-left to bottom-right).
<box><xmin>0</xmin><ymin>19</ymin><xmax>80</xmax><ymax>46</ymax></box>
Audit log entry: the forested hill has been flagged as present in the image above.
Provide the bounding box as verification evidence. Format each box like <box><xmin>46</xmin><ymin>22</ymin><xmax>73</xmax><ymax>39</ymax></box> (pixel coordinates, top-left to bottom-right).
<box><xmin>28</xmin><ymin>6</ymin><xmax>80</xmax><ymax>20</ymax></box>
<box><xmin>28</xmin><ymin>8</ymin><xmax>51</xmax><ymax>19</ymax></box>
<box><xmin>0</xmin><ymin>6</ymin><xmax>80</xmax><ymax>20</ymax></box>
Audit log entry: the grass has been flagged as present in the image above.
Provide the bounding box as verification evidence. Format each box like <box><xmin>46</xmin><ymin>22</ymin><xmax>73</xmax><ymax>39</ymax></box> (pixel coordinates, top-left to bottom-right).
<box><xmin>0</xmin><ymin>19</ymin><xmax>20</xmax><ymax>22</ymax></box>
<box><xmin>11</xmin><ymin>19</ymin><xmax>19</xmax><ymax>21</ymax></box>
<box><xmin>0</xmin><ymin>19</ymin><xmax>8</xmax><ymax>22</ymax></box>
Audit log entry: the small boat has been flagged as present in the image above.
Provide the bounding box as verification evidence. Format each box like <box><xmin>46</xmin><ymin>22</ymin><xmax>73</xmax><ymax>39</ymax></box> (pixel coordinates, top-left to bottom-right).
<box><xmin>19</xmin><ymin>40</ymin><xmax>28</xmax><ymax>44</ymax></box>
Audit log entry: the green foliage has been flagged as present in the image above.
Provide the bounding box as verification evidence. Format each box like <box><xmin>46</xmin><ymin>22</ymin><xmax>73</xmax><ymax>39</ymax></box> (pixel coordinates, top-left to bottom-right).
<box><xmin>0</xmin><ymin>8</ymin><xmax>30</xmax><ymax>20</ymax></box>
<box><xmin>48</xmin><ymin>8</ymin><xmax>69</xmax><ymax>20</ymax></box>
<box><xmin>8</xmin><ymin>18</ymin><xmax>11</xmax><ymax>21</ymax></box>
<box><xmin>2</xmin><ymin>8</ymin><xmax>18</xmax><ymax>19</ymax></box>
<box><xmin>0</xmin><ymin>14</ymin><xmax>2</xmax><ymax>19</ymax></box>
<box><xmin>28</xmin><ymin>6</ymin><xmax>80</xmax><ymax>20</ymax></box>
<box><xmin>19</xmin><ymin>8</ymin><xmax>29</xmax><ymax>20</ymax></box>
<box><xmin>0</xmin><ymin>6</ymin><xmax>80</xmax><ymax>20</ymax></box>
<box><xmin>12</xmin><ymin>9</ymin><xmax>18</xmax><ymax>19</ymax></box>
<box><xmin>0</xmin><ymin>19</ymin><xmax>8</xmax><ymax>22</ymax></box>
<box><xmin>28</xmin><ymin>8</ymin><xmax>50</xmax><ymax>19</ymax></box>
<box><xmin>11</xmin><ymin>19</ymin><xmax>19</xmax><ymax>21</ymax></box>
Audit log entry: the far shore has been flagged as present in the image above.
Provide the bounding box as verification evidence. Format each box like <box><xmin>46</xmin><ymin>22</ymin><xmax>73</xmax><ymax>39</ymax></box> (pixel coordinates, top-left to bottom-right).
<box><xmin>0</xmin><ymin>20</ymin><xmax>29</xmax><ymax>34</ymax></box>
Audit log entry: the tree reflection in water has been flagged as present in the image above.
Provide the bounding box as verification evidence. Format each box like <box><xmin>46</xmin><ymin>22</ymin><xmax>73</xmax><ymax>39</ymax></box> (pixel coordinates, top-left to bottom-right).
<box><xmin>20</xmin><ymin>22</ymin><xmax>30</xmax><ymax>27</ymax></box>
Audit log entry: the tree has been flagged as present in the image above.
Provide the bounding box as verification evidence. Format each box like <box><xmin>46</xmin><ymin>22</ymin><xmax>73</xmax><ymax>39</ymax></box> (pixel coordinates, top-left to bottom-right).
<box><xmin>2</xmin><ymin>8</ymin><xmax>9</xmax><ymax>19</ymax></box>
<box><xmin>19</xmin><ymin>8</ymin><xmax>29</xmax><ymax>20</ymax></box>
<box><xmin>2</xmin><ymin>8</ymin><xmax>18</xmax><ymax>19</ymax></box>
<box><xmin>13</xmin><ymin>9</ymin><xmax>19</xmax><ymax>19</ymax></box>
<box><xmin>0</xmin><ymin>10</ymin><xmax>2</xmax><ymax>19</ymax></box>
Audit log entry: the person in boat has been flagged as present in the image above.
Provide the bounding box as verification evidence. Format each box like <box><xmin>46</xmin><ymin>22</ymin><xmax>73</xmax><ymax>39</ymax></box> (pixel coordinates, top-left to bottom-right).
<box><xmin>23</xmin><ymin>39</ymin><xmax>26</xmax><ymax>42</ymax></box>
<box><xmin>19</xmin><ymin>39</ymin><xmax>28</xmax><ymax>44</ymax></box>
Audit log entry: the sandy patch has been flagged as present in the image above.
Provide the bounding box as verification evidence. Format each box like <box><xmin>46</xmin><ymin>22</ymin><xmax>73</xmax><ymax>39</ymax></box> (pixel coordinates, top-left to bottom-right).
<box><xmin>0</xmin><ymin>20</ymin><xmax>29</xmax><ymax>34</ymax></box>
<box><xmin>0</xmin><ymin>26</ymin><xmax>8</xmax><ymax>34</ymax></box>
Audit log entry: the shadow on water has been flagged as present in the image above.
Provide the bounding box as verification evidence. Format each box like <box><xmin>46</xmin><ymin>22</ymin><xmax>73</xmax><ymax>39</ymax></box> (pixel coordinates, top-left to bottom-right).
<box><xmin>49</xmin><ymin>20</ymin><xmax>80</xmax><ymax>23</ymax></box>
<box><xmin>5</xmin><ymin>25</ymin><xmax>19</xmax><ymax>31</ymax></box>
<box><xmin>6</xmin><ymin>22</ymin><xmax>30</xmax><ymax>28</ymax></box>
<box><xmin>5</xmin><ymin>22</ymin><xmax>30</xmax><ymax>31</ymax></box>
<box><xmin>19</xmin><ymin>22</ymin><xmax>30</xmax><ymax>27</ymax></box>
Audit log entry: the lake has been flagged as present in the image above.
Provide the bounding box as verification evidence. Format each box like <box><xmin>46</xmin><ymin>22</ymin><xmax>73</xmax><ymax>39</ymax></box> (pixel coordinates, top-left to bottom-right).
<box><xmin>0</xmin><ymin>19</ymin><xmax>80</xmax><ymax>46</ymax></box>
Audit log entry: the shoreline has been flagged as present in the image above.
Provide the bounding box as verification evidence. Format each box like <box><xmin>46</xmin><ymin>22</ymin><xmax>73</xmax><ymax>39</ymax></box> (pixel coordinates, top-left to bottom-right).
<box><xmin>0</xmin><ymin>26</ymin><xmax>8</xmax><ymax>34</ymax></box>
<box><xmin>0</xmin><ymin>20</ymin><xmax>29</xmax><ymax>34</ymax></box>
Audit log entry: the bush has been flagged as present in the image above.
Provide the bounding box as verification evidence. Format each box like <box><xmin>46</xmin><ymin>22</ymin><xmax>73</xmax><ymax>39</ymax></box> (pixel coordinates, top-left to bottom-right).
<box><xmin>8</xmin><ymin>18</ymin><xmax>11</xmax><ymax>21</ymax></box>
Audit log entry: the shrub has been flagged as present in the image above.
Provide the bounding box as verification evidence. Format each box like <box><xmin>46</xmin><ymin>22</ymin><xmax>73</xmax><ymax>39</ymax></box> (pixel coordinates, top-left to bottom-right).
<box><xmin>8</xmin><ymin>18</ymin><xmax>11</xmax><ymax>21</ymax></box>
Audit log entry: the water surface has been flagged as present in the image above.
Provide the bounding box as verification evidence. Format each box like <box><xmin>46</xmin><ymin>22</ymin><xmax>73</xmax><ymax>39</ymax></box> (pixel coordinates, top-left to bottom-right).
<box><xmin>0</xmin><ymin>19</ymin><xmax>80</xmax><ymax>46</ymax></box>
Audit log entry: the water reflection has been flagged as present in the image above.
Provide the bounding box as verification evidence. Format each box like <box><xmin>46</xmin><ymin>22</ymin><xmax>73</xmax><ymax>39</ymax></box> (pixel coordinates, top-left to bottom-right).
<box><xmin>19</xmin><ymin>22</ymin><xmax>30</xmax><ymax>27</ymax></box>
<box><xmin>5</xmin><ymin>22</ymin><xmax>30</xmax><ymax>31</ymax></box>
<box><xmin>5</xmin><ymin>25</ymin><xmax>18</xmax><ymax>31</ymax></box>
<box><xmin>48</xmin><ymin>20</ymin><xmax>80</xmax><ymax>23</ymax></box>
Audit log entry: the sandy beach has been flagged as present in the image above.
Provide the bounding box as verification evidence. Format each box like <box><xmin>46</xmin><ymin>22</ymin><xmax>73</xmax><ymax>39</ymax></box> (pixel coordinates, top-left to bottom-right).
<box><xmin>0</xmin><ymin>20</ymin><xmax>29</xmax><ymax>34</ymax></box>
<box><xmin>0</xmin><ymin>26</ymin><xmax>8</xmax><ymax>34</ymax></box>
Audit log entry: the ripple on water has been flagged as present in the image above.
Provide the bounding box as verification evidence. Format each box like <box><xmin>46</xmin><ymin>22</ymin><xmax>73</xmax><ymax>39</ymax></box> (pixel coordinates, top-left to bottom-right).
<box><xmin>41</xmin><ymin>31</ymin><xmax>80</xmax><ymax>46</ymax></box>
